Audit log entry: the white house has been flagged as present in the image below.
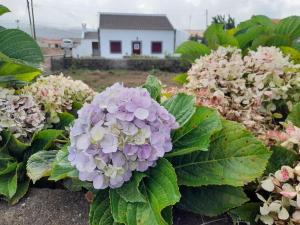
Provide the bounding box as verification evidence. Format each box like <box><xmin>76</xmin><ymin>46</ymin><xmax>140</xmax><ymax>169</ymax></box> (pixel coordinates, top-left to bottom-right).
<box><xmin>73</xmin><ymin>13</ymin><xmax>179</xmax><ymax>59</ymax></box>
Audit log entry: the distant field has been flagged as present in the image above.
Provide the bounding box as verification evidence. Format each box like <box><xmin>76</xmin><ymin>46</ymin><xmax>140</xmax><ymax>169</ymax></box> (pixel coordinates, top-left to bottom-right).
<box><xmin>64</xmin><ymin>69</ymin><xmax>178</xmax><ymax>91</ymax></box>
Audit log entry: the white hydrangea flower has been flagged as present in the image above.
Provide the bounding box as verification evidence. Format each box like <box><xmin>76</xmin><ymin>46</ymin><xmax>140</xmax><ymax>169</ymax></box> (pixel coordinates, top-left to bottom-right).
<box><xmin>0</xmin><ymin>87</ymin><xmax>45</xmax><ymax>142</ymax></box>
<box><xmin>21</xmin><ymin>74</ymin><xmax>95</xmax><ymax>124</ymax></box>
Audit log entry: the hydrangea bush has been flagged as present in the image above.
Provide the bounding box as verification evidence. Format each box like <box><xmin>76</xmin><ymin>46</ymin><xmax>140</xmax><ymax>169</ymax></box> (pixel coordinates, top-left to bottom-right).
<box><xmin>0</xmin><ymin>87</ymin><xmax>45</xmax><ymax>142</ymax></box>
<box><xmin>68</xmin><ymin>83</ymin><xmax>178</xmax><ymax>189</ymax></box>
<box><xmin>21</xmin><ymin>74</ymin><xmax>95</xmax><ymax>124</ymax></box>
<box><xmin>165</xmin><ymin>46</ymin><xmax>300</xmax><ymax>141</ymax></box>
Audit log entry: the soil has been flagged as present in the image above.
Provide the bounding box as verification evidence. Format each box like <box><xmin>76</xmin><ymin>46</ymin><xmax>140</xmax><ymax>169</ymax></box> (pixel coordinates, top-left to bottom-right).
<box><xmin>0</xmin><ymin>188</ymin><xmax>231</xmax><ymax>225</ymax></box>
<box><xmin>63</xmin><ymin>69</ymin><xmax>178</xmax><ymax>91</ymax></box>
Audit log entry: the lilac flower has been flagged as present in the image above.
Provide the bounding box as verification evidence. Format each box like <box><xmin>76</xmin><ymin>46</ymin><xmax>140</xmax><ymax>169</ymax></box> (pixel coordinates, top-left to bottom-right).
<box><xmin>68</xmin><ymin>83</ymin><xmax>178</xmax><ymax>189</ymax></box>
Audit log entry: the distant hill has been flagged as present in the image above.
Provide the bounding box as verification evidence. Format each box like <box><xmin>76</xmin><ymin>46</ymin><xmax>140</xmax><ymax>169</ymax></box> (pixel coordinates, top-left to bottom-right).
<box><xmin>3</xmin><ymin>22</ymin><xmax>82</xmax><ymax>39</ymax></box>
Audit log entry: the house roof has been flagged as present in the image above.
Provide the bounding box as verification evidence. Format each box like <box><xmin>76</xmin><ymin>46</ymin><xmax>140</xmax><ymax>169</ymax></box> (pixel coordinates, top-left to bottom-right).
<box><xmin>99</xmin><ymin>13</ymin><xmax>174</xmax><ymax>31</ymax></box>
<box><xmin>84</xmin><ymin>31</ymin><xmax>98</xmax><ymax>39</ymax></box>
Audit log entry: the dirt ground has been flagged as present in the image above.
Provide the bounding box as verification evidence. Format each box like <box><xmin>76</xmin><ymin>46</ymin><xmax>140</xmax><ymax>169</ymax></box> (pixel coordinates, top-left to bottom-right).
<box><xmin>0</xmin><ymin>188</ymin><xmax>230</xmax><ymax>225</ymax></box>
<box><xmin>63</xmin><ymin>69</ymin><xmax>178</xmax><ymax>91</ymax></box>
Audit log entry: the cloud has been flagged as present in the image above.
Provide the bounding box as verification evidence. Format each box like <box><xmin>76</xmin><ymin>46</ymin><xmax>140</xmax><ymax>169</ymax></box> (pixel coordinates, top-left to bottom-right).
<box><xmin>1</xmin><ymin>0</ymin><xmax>299</xmax><ymax>30</ymax></box>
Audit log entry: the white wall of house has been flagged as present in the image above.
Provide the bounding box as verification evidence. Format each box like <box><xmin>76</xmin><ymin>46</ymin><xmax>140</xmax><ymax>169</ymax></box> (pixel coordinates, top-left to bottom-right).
<box><xmin>99</xmin><ymin>29</ymin><xmax>175</xmax><ymax>59</ymax></box>
<box><xmin>72</xmin><ymin>38</ymin><xmax>98</xmax><ymax>58</ymax></box>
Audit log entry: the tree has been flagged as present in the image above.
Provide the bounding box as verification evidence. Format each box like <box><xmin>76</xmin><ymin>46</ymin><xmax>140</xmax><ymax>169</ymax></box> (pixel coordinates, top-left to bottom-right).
<box><xmin>212</xmin><ymin>14</ymin><xmax>235</xmax><ymax>30</ymax></box>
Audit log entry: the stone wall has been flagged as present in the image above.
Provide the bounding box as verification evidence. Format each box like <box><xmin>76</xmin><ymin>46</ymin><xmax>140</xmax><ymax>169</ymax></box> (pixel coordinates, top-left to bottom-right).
<box><xmin>51</xmin><ymin>57</ymin><xmax>189</xmax><ymax>72</ymax></box>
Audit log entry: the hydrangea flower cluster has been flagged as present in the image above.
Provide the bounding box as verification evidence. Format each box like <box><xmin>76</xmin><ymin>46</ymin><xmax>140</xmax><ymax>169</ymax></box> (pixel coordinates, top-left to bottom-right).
<box><xmin>267</xmin><ymin>122</ymin><xmax>300</xmax><ymax>152</ymax></box>
<box><xmin>21</xmin><ymin>74</ymin><xmax>95</xmax><ymax>124</ymax></box>
<box><xmin>168</xmin><ymin>46</ymin><xmax>300</xmax><ymax>139</ymax></box>
<box><xmin>68</xmin><ymin>83</ymin><xmax>178</xmax><ymax>189</ymax></box>
<box><xmin>0</xmin><ymin>87</ymin><xmax>45</xmax><ymax>142</ymax></box>
<box><xmin>257</xmin><ymin>164</ymin><xmax>300</xmax><ymax>224</ymax></box>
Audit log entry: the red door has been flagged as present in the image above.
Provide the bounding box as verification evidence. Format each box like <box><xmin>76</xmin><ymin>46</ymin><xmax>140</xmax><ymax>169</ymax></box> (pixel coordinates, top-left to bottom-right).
<box><xmin>132</xmin><ymin>41</ymin><xmax>141</xmax><ymax>55</ymax></box>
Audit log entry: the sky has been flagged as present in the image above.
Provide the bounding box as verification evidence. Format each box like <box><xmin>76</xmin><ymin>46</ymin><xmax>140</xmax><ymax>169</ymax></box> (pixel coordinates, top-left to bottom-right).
<box><xmin>1</xmin><ymin>0</ymin><xmax>300</xmax><ymax>31</ymax></box>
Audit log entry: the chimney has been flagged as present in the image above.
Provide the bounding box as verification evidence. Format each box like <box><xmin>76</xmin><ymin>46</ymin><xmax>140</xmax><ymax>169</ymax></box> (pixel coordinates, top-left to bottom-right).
<box><xmin>81</xmin><ymin>23</ymin><xmax>87</xmax><ymax>38</ymax></box>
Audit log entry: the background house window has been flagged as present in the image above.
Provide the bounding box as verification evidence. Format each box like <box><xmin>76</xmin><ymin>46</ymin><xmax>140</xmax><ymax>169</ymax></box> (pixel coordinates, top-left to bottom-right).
<box><xmin>110</xmin><ymin>41</ymin><xmax>121</xmax><ymax>53</ymax></box>
<box><xmin>151</xmin><ymin>42</ymin><xmax>162</xmax><ymax>54</ymax></box>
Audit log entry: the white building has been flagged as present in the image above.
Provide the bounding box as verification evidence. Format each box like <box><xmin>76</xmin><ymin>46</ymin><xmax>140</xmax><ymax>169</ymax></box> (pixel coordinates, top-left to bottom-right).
<box><xmin>73</xmin><ymin>13</ymin><xmax>178</xmax><ymax>59</ymax></box>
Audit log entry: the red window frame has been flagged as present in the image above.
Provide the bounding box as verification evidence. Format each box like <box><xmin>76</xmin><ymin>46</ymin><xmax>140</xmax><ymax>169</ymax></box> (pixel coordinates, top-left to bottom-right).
<box><xmin>110</xmin><ymin>41</ymin><xmax>122</xmax><ymax>53</ymax></box>
<box><xmin>151</xmin><ymin>41</ymin><xmax>162</xmax><ymax>54</ymax></box>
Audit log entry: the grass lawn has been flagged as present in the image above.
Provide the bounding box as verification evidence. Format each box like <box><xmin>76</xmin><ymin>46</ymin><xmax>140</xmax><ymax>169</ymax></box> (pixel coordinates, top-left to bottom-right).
<box><xmin>64</xmin><ymin>69</ymin><xmax>178</xmax><ymax>91</ymax></box>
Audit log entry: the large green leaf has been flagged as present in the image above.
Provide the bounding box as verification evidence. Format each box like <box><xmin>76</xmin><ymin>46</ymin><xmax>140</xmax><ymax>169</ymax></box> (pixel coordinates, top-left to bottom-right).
<box><xmin>235</xmin><ymin>25</ymin><xmax>266</xmax><ymax>50</ymax></box>
<box><xmin>27</xmin><ymin>150</ymin><xmax>58</xmax><ymax>183</ymax></box>
<box><xmin>0</xmin><ymin>29</ymin><xmax>43</xmax><ymax>65</ymax></box>
<box><xmin>89</xmin><ymin>190</ymin><xmax>116</xmax><ymax>225</ymax></box>
<box><xmin>203</xmin><ymin>23</ymin><xmax>224</xmax><ymax>49</ymax></box>
<box><xmin>162</xmin><ymin>93</ymin><xmax>196</xmax><ymax>127</ymax></box>
<box><xmin>142</xmin><ymin>75</ymin><xmax>162</xmax><ymax>102</ymax></box>
<box><xmin>178</xmin><ymin>185</ymin><xmax>249</xmax><ymax>217</ymax></box>
<box><xmin>6</xmin><ymin>178</ymin><xmax>30</xmax><ymax>205</ymax></box>
<box><xmin>54</xmin><ymin>112</ymin><xmax>75</xmax><ymax>130</ymax></box>
<box><xmin>25</xmin><ymin>129</ymin><xmax>63</xmax><ymax>158</ymax></box>
<box><xmin>275</xmin><ymin>16</ymin><xmax>300</xmax><ymax>40</ymax></box>
<box><xmin>172</xmin><ymin>120</ymin><xmax>271</xmax><ymax>187</ymax></box>
<box><xmin>166</xmin><ymin>106</ymin><xmax>222</xmax><ymax>157</ymax></box>
<box><xmin>110</xmin><ymin>158</ymin><xmax>180</xmax><ymax>225</ymax></box>
<box><xmin>48</xmin><ymin>146</ymin><xmax>78</xmax><ymax>181</ymax></box>
<box><xmin>288</xmin><ymin>102</ymin><xmax>300</xmax><ymax>127</ymax></box>
<box><xmin>2</xmin><ymin>130</ymin><xmax>30</xmax><ymax>159</ymax></box>
<box><xmin>265</xmin><ymin>145</ymin><xmax>298</xmax><ymax>174</ymax></box>
<box><xmin>280</xmin><ymin>46</ymin><xmax>300</xmax><ymax>64</ymax></box>
<box><xmin>0</xmin><ymin>5</ymin><xmax>10</xmax><ymax>16</ymax></box>
<box><xmin>172</xmin><ymin>73</ymin><xmax>188</xmax><ymax>85</ymax></box>
<box><xmin>115</xmin><ymin>172</ymin><xmax>147</xmax><ymax>203</ymax></box>
<box><xmin>175</xmin><ymin>41</ymin><xmax>211</xmax><ymax>63</ymax></box>
<box><xmin>0</xmin><ymin>155</ymin><xmax>18</xmax><ymax>198</ymax></box>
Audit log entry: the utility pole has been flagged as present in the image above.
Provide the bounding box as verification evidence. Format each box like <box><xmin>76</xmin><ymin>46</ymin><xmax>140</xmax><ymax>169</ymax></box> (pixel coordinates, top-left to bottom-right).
<box><xmin>15</xmin><ymin>19</ymin><xmax>20</xmax><ymax>29</ymax></box>
<box><xmin>26</xmin><ymin>0</ymin><xmax>33</xmax><ymax>36</ymax></box>
<box><xmin>30</xmin><ymin>0</ymin><xmax>36</xmax><ymax>39</ymax></box>
<box><xmin>205</xmin><ymin>9</ymin><xmax>208</xmax><ymax>27</ymax></box>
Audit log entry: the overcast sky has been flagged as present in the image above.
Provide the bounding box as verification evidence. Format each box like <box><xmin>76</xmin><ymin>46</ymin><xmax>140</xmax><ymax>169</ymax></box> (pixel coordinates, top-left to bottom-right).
<box><xmin>1</xmin><ymin>0</ymin><xmax>300</xmax><ymax>30</ymax></box>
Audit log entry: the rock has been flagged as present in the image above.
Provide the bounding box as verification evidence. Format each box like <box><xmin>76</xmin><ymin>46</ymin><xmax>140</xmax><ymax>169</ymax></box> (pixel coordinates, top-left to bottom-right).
<box><xmin>0</xmin><ymin>188</ymin><xmax>89</xmax><ymax>225</ymax></box>
<box><xmin>0</xmin><ymin>188</ymin><xmax>232</xmax><ymax>225</ymax></box>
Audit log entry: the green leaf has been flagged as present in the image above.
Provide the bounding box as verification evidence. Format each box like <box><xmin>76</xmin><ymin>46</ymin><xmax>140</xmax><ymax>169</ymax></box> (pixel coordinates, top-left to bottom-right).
<box><xmin>175</xmin><ymin>41</ymin><xmax>211</xmax><ymax>63</ymax></box>
<box><xmin>89</xmin><ymin>190</ymin><xmax>115</xmax><ymax>225</ymax></box>
<box><xmin>166</xmin><ymin>106</ymin><xmax>222</xmax><ymax>157</ymax></box>
<box><xmin>2</xmin><ymin>130</ymin><xmax>30</xmax><ymax>159</ymax></box>
<box><xmin>280</xmin><ymin>46</ymin><xmax>300</xmax><ymax>64</ymax></box>
<box><xmin>27</xmin><ymin>150</ymin><xmax>58</xmax><ymax>183</ymax></box>
<box><xmin>25</xmin><ymin>129</ymin><xmax>63</xmax><ymax>158</ymax></box>
<box><xmin>229</xmin><ymin>202</ymin><xmax>260</xmax><ymax>225</ymax></box>
<box><xmin>203</xmin><ymin>23</ymin><xmax>224</xmax><ymax>49</ymax></box>
<box><xmin>0</xmin><ymin>159</ymin><xmax>18</xmax><ymax>198</ymax></box>
<box><xmin>55</xmin><ymin>112</ymin><xmax>75</xmax><ymax>130</ymax></box>
<box><xmin>142</xmin><ymin>75</ymin><xmax>162</xmax><ymax>101</ymax></box>
<box><xmin>288</xmin><ymin>102</ymin><xmax>300</xmax><ymax>127</ymax></box>
<box><xmin>110</xmin><ymin>158</ymin><xmax>180</xmax><ymax>225</ymax></box>
<box><xmin>275</xmin><ymin>16</ymin><xmax>300</xmax><ymax>40</ymax></box>
<box><xmin>6</xmin><ymin>178</ymin><xmax>30</xmax><ymax>205</ymax></box>
<box><xmin>0</xmin><ymin>152</ymin><xmax>17</xmax><ymax>175</ymax></box>
<box><xmin>172</xmin><ymin>120</ymin><xmax>271</xmax><ymax>187</ymax></box>
<box><xmin>49</xmin><ymin>146</ymin><xmax>78</xmax><ymax>181</ymax></box>
<box><xmin>0</xmin><ymin>29</ymin><xmax>43</xmax><ymax>65</ymax></box>
<box><xmin>265</xmin><ymin>145</ymin><xmax>298</xmax><ymax>174</ymax></box>
<box><xmin>115</xmin><ymin>172</ymin><xmax>147</xmax><ymax>203</ymax></box>
<box><xmin>0</xmin><ymin>5</ymin><xmax>10</xmax><ymax>16</ymax></box>
<box><xmin>235</xmin><ymin>25</ymin><xmax>266</xmax><ymax>50</ymax></box>
<box><xmin>178</xmin><ymin>185</ymin><xmax>249</xmax><ymax>217</ymax></box>
<box><xmin>172</xmin><ymin>73</ymin><xmax>188</xmax><ymax>85</ymax></box>
<box><xmin>162</xmin><ymin>93</ymin><xmax>196</xmax><ymax>127</ymax></box>
<box><xmin>63</xmin><ymin>178</ymin><xmax>93</xmax><ymax>192</ymax></box>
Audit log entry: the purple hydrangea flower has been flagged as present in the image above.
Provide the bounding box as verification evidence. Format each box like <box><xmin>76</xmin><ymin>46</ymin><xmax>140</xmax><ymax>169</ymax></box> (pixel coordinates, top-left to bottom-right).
<box><xmin>68</xmin><ymin>83</ymin><xmax>178</xmax><ymax>189</ymax></box>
